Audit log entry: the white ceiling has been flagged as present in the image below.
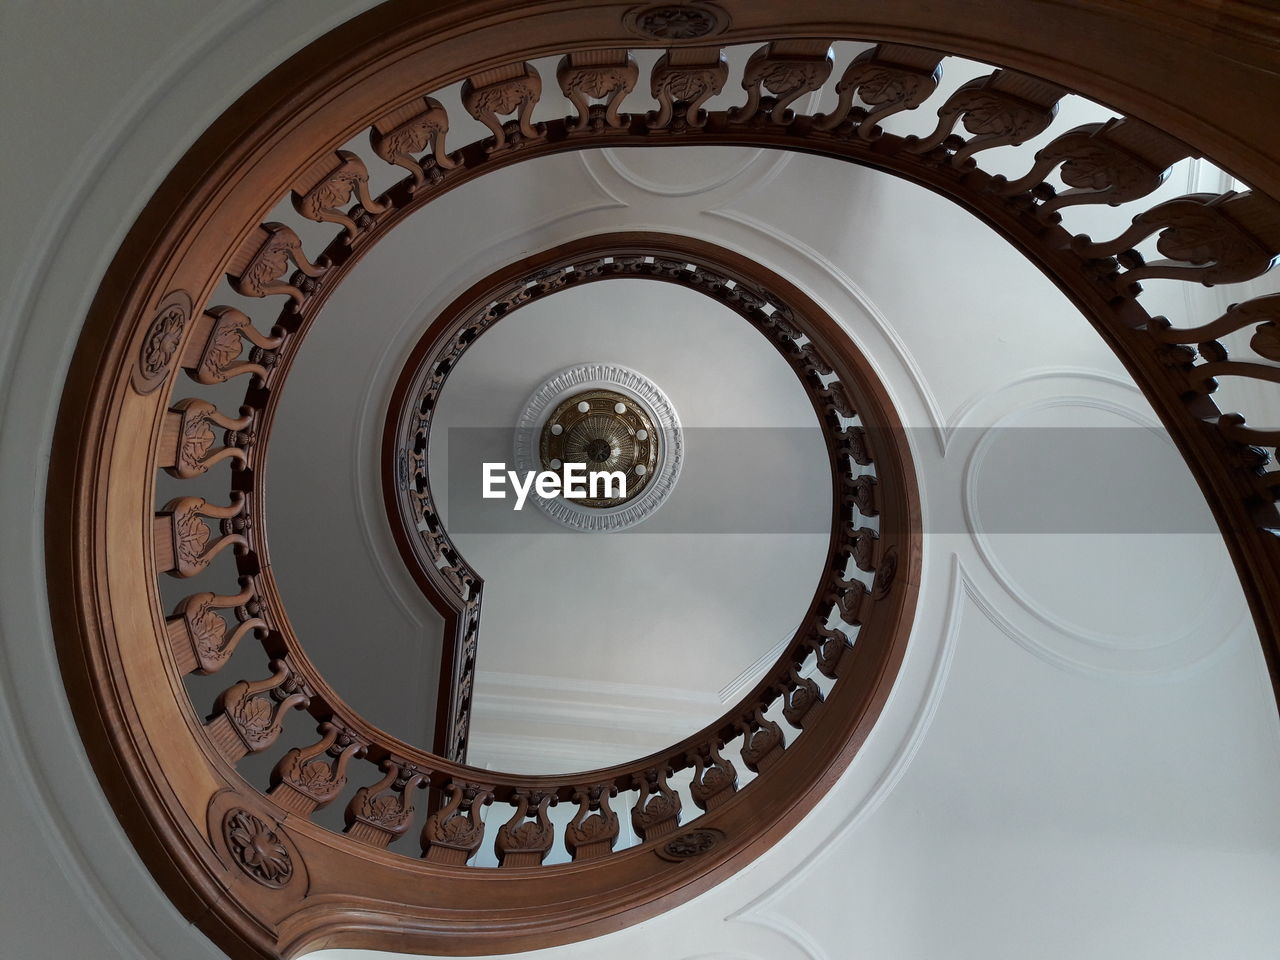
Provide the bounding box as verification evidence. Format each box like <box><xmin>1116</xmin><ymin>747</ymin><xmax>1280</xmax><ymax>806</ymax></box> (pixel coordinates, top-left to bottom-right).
<box><xmin>2</xmin><ymin>3</ymin><xmax>1280</xmax><ymax>960</ymax></box>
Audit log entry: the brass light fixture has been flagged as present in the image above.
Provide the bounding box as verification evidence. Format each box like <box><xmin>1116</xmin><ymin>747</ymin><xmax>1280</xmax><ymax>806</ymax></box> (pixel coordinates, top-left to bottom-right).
<box><xmin>538</xmin><ymin>388</ymin><xmax>658</xmax><ymax>506</ymax></box>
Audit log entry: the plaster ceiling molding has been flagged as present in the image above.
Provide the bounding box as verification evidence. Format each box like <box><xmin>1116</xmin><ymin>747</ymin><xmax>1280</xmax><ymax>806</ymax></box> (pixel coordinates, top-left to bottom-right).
<box><xmin>703</xmin><ymin>205</ymin><xmax>949</xmax><ymax>452</ymax></box>
<box><xmin>513</xmin><ymin>362</ymin><xmax>683</xmax><ymax>531</ymax></box>
<box><xmin>956</xmin><ymin>377</ymin><xmax>1245</xmax><ymax>678</ymax></box>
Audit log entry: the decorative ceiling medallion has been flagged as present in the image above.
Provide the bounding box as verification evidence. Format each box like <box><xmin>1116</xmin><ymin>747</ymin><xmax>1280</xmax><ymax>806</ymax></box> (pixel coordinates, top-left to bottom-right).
<box><xmin>515</xmin><ymin>364</ymin><xmax>682</xmax><ymax>531</ymax></box>
<box><xmin>623</xmin><ymin>3</ymin><xmax>730</xmax><ymax>41</ymax></box>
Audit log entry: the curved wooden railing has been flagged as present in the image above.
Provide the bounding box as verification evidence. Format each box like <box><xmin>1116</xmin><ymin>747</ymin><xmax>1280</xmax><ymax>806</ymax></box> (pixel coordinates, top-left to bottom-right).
<box><xmin>47</xmin><ymin>3</ymin><xmax>1280</xmax><ymax>957</ymax></box>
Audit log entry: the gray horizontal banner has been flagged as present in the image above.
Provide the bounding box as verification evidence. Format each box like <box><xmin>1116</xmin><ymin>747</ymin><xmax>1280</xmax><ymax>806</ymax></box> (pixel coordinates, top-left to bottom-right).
<box><xmin>435</xmin><ymin>426</ymin><xmax>1227</xmax><ymax>534</ymax></box>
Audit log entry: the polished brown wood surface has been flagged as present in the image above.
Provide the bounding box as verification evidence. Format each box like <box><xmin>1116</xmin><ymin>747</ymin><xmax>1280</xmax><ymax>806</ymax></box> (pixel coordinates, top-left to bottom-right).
<box><xmin>44</xmin><ymin>2</ymin><xmax>1280</xmax><ymax>957</ymax></box>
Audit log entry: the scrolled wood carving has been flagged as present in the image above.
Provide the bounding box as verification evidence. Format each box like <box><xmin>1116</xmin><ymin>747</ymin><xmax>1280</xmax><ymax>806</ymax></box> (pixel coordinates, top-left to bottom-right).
<box><xmin>648</xmin><ymin>48</ymin><xmax>727</xmax><ymax>130</ymax></box>
<box><xmin>739</xmin><ymin>708</ymin><xmax>785</xmax><ymax>773</ymax></box>
<box><xmin>422</xmin><ymin>780</ymin><xmax>493</xmax><ymax>865</ymax></box>
<box><xmin>227</xmin><ymin>222</ymin><xmax>326</xmax><ymax>306</ymax></box>
<box><xmin>153</xmin><ymin>494</ymin><xmax>247</xmax><ymax>578</ymax></box>
<box><xmin>166</xmin><ymin>582</ymin><xmax>264</xmax><ymax>675</ymax></box>
<box><xmin>461</xmin><ymin>62</ymin><xmax>543</xmax><ymax>153</ymax></box>
<box><xmin>291</xmin><ymin>149</ymin><xmax>387</xmax><ymax>242</ymax></box>
<box><xmin>344</xmin><ymin>762</ymin><xmax>427</xmax><ymax>848</ymax></box>
<box><xmin>565</xmin><ymin>783</ymin><xmax>621</xmax><ymax>861</ymax></box>
<box><xmin>370</xmin><ymin>97</ymin><xmax>456</xmax><ymax>190</ymax></box>
<box><xmin>656</xmin><ymin>827</ymin><xmax>725</xmax><ymax>862</ymax></box>
<box><xmin>495</xmin><ymin>789</ymin><xmax>557</xmax><ymax>867</ymax></box>
<box><xmin>782</xmin><ymin>666</ymin><xmax>823</xmax><ymax>730</ymax></box>
<box><xmin>557</xmin><ymin>51</ymin><xmax>639</xmax><ymax>131</ymax></box>
<box><xmin>999</xmin><ymin>117</ymin><xmax>1192</xmax><ymax>213</ymax></box>
<box><xmin>813</xmin><ymin>43</ymin><xmax>943</xmax><ymax>136</ymax></box>
<box><xmin>269</xmin><ymin>722</ymin><xmax>365</xmax><ymax>815</ymax></box>
<box><xmin>160</xmin><ymin>398</ymin><xmax>250</xmax><ymax>479</ymax></box>
<box><xmin>131</xmin><ymin>289</ymin><xmax>192</xmax><ymax>394</ymax></box>
<box><xmin>631</xmin><ymin>766</ymin><xmax>682</xmax><ymax>841</ymax></box>
<box><xmin>206</xmin><ymin>660</ymin><xmax>310</xmax><ymax>763</ymax></box>
<box><xmin>1073</xmin><ymin>191</ymin><xmax>1280</xmax><ymax>287</ymax></box>
<box><xmin>730</xmin><ymin>40</ymin><xmax>834</xmax><ymax>125</ymax></box>
<box><xmin>907</xmin><ymin>69</ymin><xmax>1066</xmax><ymax>165</ymax></box>
<box><xmin>688</xmin><ymin>742</ymin><xmax>737</xmax><ymax>811</ymax></box>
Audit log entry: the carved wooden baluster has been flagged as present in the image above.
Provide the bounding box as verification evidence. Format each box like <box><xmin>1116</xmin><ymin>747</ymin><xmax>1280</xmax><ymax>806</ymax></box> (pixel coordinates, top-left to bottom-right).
<box><xmin>159</xmin><ymin>398</ymin><xmax>250</xmax><ymax>479</ymax></box>
<box><xmin>370</xmin><ymin>97</ymin><xmax>456</xmax><ymax>191</ymax></box>
<box><xmin>738</xmin><ymin>707</ymin><xmax>786</xmax><ymax>774</ymax></box>
<box><xmin>154</xmin><ymin>494</ymin><xmax>247</xmax><ymax>578</ymax></box>
<box><xmin>495</xmin><ymin>789</ymin><xmax>557</xmax><ymax>867</ymax></box>
<box><xmin>421</xmin><ymin>780</ymin><xmax>493</xmax><ymax>864</ymax></box>
<box><xmin>906</xmin><ymin>69</ymin><xmax>1067</xmax><ymax>166</ymax></box>
<box><xmin>833</xmin><ymin>575</ymin><xmax>868</xmax><ymax>625</ymax></box>
<box><xmin>847</xmin><ymin>525</ymin><xmax>879</xmax><ymax>574</ymax></box>
<box><xmin>205</xmin><ymin>659</ymin><xmax>309</xmax><ymax>763</ymax></box>
<box><xmin>631</xmin><ymin>766</ymin><xmax>682</xmax><ymax>841</ymax></box>
<box><xmin>179</xmin><ymin>305</ymin><xmax>283</xmax><ymax>385</ymax></box>
<box><xmin>461</xmin><ymin>62</ymin><xmax>543</xmax><ymax>153</ymax></box>
<box><xmin>730</xmin><ymin>40</ymin><xmax>834</xmax><ymax>125</ymax></box>
<box><xmin>564</xmin><ymin>783</ymin><xmax>620</xmax><ymax>862</ymax></box>
<box><xmin>1149</xmin><ymin>293</ymin><xmax>1280</xmax><ymax>350</ymax></box>
<box><xmin>1072</xmin><ymin>191</ymin><xmax>1280</xmax><ymax>287</ymax></box>
<box><xmin>688</xmin><ymin>742</ymin><xmax>738</xmax><ymax>812</ymax></box>
<box><xmin>782</xmin><ymin>665</ymin><xmax>824</xmax><ymax>730</ymax></box>
<box><xmin>820</xmin><ymin>380</ymin><xmax>857</xmax><ymax>420</ymax></box>
<box><xmin>648</xmin><ymin>47</ymin><xmax>727</xmax><ymax>130</ymax></box>
<box><xmin>226</xmin><ymin>222</ymin><xmax>326</xmax><ymax>306</ymax></box>
<box><xmin>269</xmin><ymin>722</ymin><xmax>365</xmax><ymax>816</ymax></box>
<box><xmin>814</xmin><ymin>43</ymin><xmax>944</xmax><ymax>136</ymax></box>
<box><xmin>344</xmin><ymin>761</ymin><xmax>427</xmax><ymax>848</ymax></box>
<box><xmin>808</xmin><ymin>624</ymin><xmax>851</xmax><ymax>679</ymax></box>
<box><xmin>557</xmin><ymin>50</ymin><xmax>638</xmax><ymax>131</ymax></box>
<box><xmin>166</xmin><ymin>582</ymin><xmax>264</xmax><ymax>675</ymax></box>
<box><xmin>997</xmin><ymin>117</ymin><xmax>1192</xmax><ymax>212</ymax></box>
<box><xmin>838</xmin><ymin>424</ymin><xmax>872</xmax><ymax>466</ymax></box>
<box><xmin>291</xmin><ymin>149</ymin><xmax>387</xmax><ymax>243</ymax></box>
<box><xmin>845</xmin><ymin>473</ymin><xmax>879</xmax><ymax>518</ymax></box>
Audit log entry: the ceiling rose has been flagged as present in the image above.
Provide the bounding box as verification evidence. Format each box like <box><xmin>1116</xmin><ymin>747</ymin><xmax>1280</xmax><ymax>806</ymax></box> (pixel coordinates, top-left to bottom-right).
<box><xmin>515</xmin><ymin>363</ymin><xmax>682</xmax><ymax>531</ymax></box>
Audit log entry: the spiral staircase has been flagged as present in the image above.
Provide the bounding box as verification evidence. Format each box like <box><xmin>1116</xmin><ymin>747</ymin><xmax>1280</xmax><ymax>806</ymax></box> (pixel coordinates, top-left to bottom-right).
<box><xmin>2</xmin><ymin>2</ymin><xmax>1280</xmax><ymax>959</ymax></box>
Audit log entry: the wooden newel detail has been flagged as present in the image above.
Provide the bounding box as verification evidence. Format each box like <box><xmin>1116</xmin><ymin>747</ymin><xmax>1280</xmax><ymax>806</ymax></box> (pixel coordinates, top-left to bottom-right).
<box><xmin>159</xmin><ymin>398</ymin><xmax>250</xmax><ymax>479</ymax></box>
<box><xmin>557</xmin><ymin>50</ymin><xmax>638</xmax><ymax>131</ymax></box>
<box><xmin>782</xmin><ymin>666</ymin><xmax>824</xmax><ymax>730</ymax></box>
<box><xmin>421</xmin><ymin>780</ymin><xmax>493</xmax><ymax>865</ymax></box>
<box><xmin>847</xmin><ymin>526</ymin><xmax>879</xmax><ymax>573</ymax></box>
<box><xmin>731</xmin><ymin>39</ymin><xmax>834</xmax><ymax>125</ymax></box>
<box><xmin>738</xmin><ymin>708</ymin><xmax>786</xmax><ymax>774</ymax></box>
<box><xmin>291</xmin><ymin>149</ymin><xmax>387</xmax><ymax>242</ymax></box>
<box><xmin>344</xmin><ymin>761</ymin><xmax>427</xmax><ymax>847</ymax></box>
<box><xmin>814</xmin><ymin>43</ymin><xmax>944</xmax><ymax>135</ymax></box>
<box><xmin>908</xmin><ymin>69</ymin><xmax>1067</xmax><ymax>165</ymax></box>
<box><xmin>461</xmin><ymin>62</ymin><xmax>543</xmax><ymax>153</ymax></box>
<box><xmin>632</xmin><ymin>767</ymin><xmax>682</xmax><ymax>841</ymax></box>
<box><xmin>649</xmin><ymin>47</ymin><xmax>727</xmax><ymax>130</ymax></box>
<box><xmin>370</xmin><ymin>97</ymin><xmax>456</xmax><ymax>190</ymax></box>
<box><xmin>227</xmin><ymin>222</ymin><xmax>326</xmax><ymax>306</ymax></box>
<box><xmin>205</xmin><ymin>660</ymin><xmax>310</xmax><ymax>763</ymax></box>
<box><xmin>269</xmin><ymin>722</ymin><xmax>365</xmax><ymax>816</ymax></box>
<box><xmin>688</xmin><ymin>742</ymin><xmax>738</xmax><ymax>812</ymax></box>
<box><xmin>565</xmin><ymin>783</ymin><xmax>620</xmax><ymax>862</ymax></box>
<box><xmin>166</xmin><ymin>583</ymin><xmax>264</xmax><ymax>675</ymax></box>
<box><xmin>180</xmin><ymin>306</ymin><xmax>284</xmax><ymax>385</ymax></box>
<box><xmin>998</xmin><ymin>117</ymin><xmax>1193</xmax><ymax>211</ymax></box>
<box><xmin>846</xmin><ymin>474</ymin><xmax>879</xmax><ymax>518</ymax></box>
<box><xmin>1073</xmin><ymin>191</ymin><xmax>1280</xmax><ymax>287</ymax></box>
<box><xmin>495</xmin><ymin>789</ymin><xmax>556</xmax><ymax>867</ymax></box>
<box><xmin>154</xmin><ymin>495</ymin><xmax>247</xmax><ymax>578</ymax></box>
